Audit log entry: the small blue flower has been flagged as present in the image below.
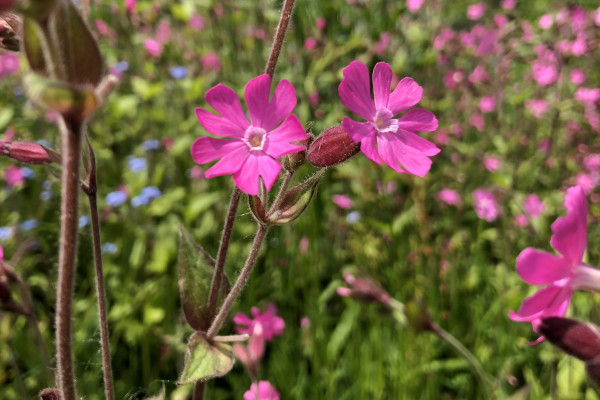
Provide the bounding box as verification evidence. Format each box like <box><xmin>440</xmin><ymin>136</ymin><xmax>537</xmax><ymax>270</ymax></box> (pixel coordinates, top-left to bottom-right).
<box><xmin>131</xmin><ymin>195</ymin><xmax>147</xmax><ymax>208</ymax></box>
<box><xmin>20</xmin><ymin>219</ymin><xmax>38</xmax><ymax>231</ymax></box>
<box><xmin>143</xmin><ymin>139</ymin><xmax>161</xmax><ymax>151</ymax></box>
<box><xmin>13</xmin><ymin>87</ymin><xmax>24</xmax><ymax>97</ymax></box>
<box><xmin>101</xmin><ymin>243</ymin><xmax>118</xmax><ymax>254</ymax></box>
<box><xmin>140</xmin><ymin>186</ymin><xmax>161</xmax><ymax>200</ymax></box>
<box><xmin>115</xmin><ymin>61</ymin><xmax>130</xmax><ymax>72</ymax></box>
<box><xmin>40</xmin><ymin>191</ymin><xmax>52</xmax><ymax>201</ymax></box>
<box><xmin>42</xmin><ymin>180</ymin><xmax>53</xmax><ymax>190</ymax></box>
<box><xmin>169</xmin><ymin>66</ymin><xmax>188</xmax><ymax>79</ymax></box>
<box><xmin>0</xmin><ymin>226</ymin><xmax>13</xmax><ymax>241</ymax></box>
<box><xmin>37</xmin><ymin>139</ymin><xmax>52</xmax><ymax>148</ymax></box>
<box><xmin>105</xmin><ymin>191</ymin><xmax>128</xmax><ymax>207</ymax></box>
<box><xmin>79</xmin><ymin>216</ymin><xmax>89</xmax><ymax>228</ymax></box>
<box><xmin>21</xmin><ymin>167</ymin><xmax>35</xmax><ymax>179</ymax></box>
<box><xmin>127</xmin><ymin>156</ymin><xmax>147</xmax><ymax>173</ymax></box>
<box><xmin>346</xmin><ymin>211</ymin><xmax>361</xmax><ymax>224</ymax></box>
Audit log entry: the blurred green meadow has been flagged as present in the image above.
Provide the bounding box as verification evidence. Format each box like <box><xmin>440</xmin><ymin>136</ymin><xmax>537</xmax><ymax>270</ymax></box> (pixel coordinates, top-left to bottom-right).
<box><xmin>2</xmin><ymin>0</ymin><xmax>600</xmax><ymax>398</ymax></box>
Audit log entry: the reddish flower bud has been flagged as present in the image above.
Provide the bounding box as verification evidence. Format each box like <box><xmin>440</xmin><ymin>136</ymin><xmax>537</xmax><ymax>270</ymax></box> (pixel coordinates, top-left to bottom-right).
<box><xmin>39</xmin><ymin>388</ymin><xmax>62</xmax><ymax>400</ymax></box>
<box><xmin>307</xmin><ymin>125</ymin><xmax>360</xmax><ymax>167</ymax></box>
<box><xmin>539</xmin><ymin>317</ymin><xmax>600</xmax><ymax>361</ymax></box>
<box><xmin>338</xmin><ymin>272</ymin><xmax>391</xmax><ymax>306</ymax></box>
<box><xmin>1</xmin><ymin>141</ymin><xmax>53</xmax><ymax>164</ymax></box>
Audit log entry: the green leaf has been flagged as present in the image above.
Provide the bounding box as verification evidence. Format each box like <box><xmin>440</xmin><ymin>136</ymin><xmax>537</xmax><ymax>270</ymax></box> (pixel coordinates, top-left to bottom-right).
<box><xmin>177</xmin><ymin>225</ymin><xmax>228</xmax><ymax>331</ymax></box>
<box><xmin>267</xmin><ymin>169</ymin><xmax>325</xmax><ymax>225</ymax></box>
<box><xmin>22</xmin><ymin>17</ymin><xmax>47</xmax><ymax>75</ymax></box>
<box><xmin>0</xmin><ymin>108</ymin><xmax>13</xmax><ymax>131</ymax></box>
<box><xmin>178</xmin><ymin>332</ymin><xmax>234</xmax><ymax>384</ymax></box>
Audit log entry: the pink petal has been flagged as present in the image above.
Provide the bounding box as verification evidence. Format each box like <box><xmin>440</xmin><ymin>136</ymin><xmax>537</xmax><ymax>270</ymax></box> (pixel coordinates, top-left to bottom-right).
<box><xmin>377</xmin><ymin>133</ymin><xmax>406</xmax><ymax>173</ymax></box>
<box><xmin>204</xmin><ymin>144</ymin><xmax>249</xmax><ymax>178</ymax></box>
<box><xmin>204</xmin><ymin>84</ymin><xmax>249</xmax><ymax>131</ymax></box>
<box><xmin>191</xmin><ymin>137</ymin><xmax>245</xmax><ymax>164</ymax></box>
<box><xmin>372</xmin><ymin>62</ymin><xmax>392</xmax><ymax>110</ymax></box>
<box><xmin>516</xmin><ymin>248</ymin><xmax>572</xmax><ymax>285</ymax></box>
<box><xmin>263</xmin><ymin>79</ymin><xmax>297</xmax><ymax>131</ymax></box>
<box><xmin>397</xmin><ymin>108</ymin><xmax>439</xmax><ymax>133</ymax></box>
<box><xmin>342</xmin><ymin>117</ymin><xmax>381</xmax><ymax>163</ymax></box>
<box><xmin>256</xmin><ymin>154</ymin><xmax>282</xmax><ymax>191</ymax></box>
<box><xmin>388</xmin><ymin>77</ymin><xmax>423</xmax><ymax>115</ymax></box>
<box><xmin>550</xmin><ymin>186</ymin><xmax>588</xmax><ymax>263</ymax></box>
<box><xmin>196</xmin><ymin>108</ymin><xmax>245</xmax><ymax>138</ymax></box>
<box><xmin>265</xmin><ymin>115</ymin><xmax>307</xmax><ymax>158</ymax></box>
<box><xmin>509</xmin><ymin>284</ymin><xmax>572</xmax><ymax>322</ymax></box>
<box><xmin>232</xmin><ymin>154</ymin><xmax>281</xmax><ymax>195</ymax></box>
<box><xmin>338</xmin><ymin>61</ymin><xmax>376</xmax><ymax>121</ymax></box>
<box><xmin>400</xmin><ymin>129</ymin><xmax>441</xmax><ymax>156</ymax></box>
<box><xmin>233</xmin><ymin>313</ymin><xmax>252</xmax><ymax>327</ymax></box>
<box><xmin>380</xmin><ymin>133</ymin><xmax>432</xmax><ymax>176</ymax></box>
<box><xmin>244</xmin><ymin>74</ymin><xmax>272</xmax><ymax>129</ymax></box>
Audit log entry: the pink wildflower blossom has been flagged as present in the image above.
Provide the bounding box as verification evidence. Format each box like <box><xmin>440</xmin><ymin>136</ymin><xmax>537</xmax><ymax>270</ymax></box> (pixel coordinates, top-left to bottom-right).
<box><xmin>444</xmin><ymin>69</ymin><xmax>465</xmax><ymax>89</ymax></box>
<box><xmin>339</xmin><ymin>61</ymin><xmax>439</xmax><ymax>177</ymax></box>
<box><xmin>584</xmin><ymin>154</ymin><xmax>600</xmax><ymax>171</ymax></box>
<box><xmin>407</xmin><ymin>0</ymin><xmax>425</xmax><ymax>13</ymax></box>
<box><xmin>515</xmin><ymin>214</ymin><xmax>528</xmax><ymax>227</ymax></box>
<box><xmin>469</xmin><ymin>65</ymin><xmax>489</xmax><ymax>84</ymax></box>
<box><xmin>570</xmin><ymin>69</ymin><xmax>586</xmax><ymax>86</ymax></box>
<box><xmin>438</xmin><ymin>188</ymin><xmax>461</xmax><ymax>206</ymax></box>
<box><xmin>472</xmin><ymin>189</ymin><xmax>499</xmax><ymax>222</ymax></box>
<box><xmin>494</xmin><ymin>14</ymin><xmax>508</xmax><ymax>28</ymax></box>
<box><xmin>595</xmin><ymin>7</ymin><xmax>600</xmax><ymax>26</ymax></box>
<box><xmin>234</xmin><ymin>303</ymin><xmax>285</xmax><ymax>341</ymax></box>
<box><xmin>509</xmin><ymin>187</ymin><xmax>600</xmax><ymax>343</ymax></box>
<box><xmin>316</xmin><ymin>17</ymin><xmax>326</xmax><ymax>30</ymax></box>
<box><xmin>525</xmin><ymin>99</ymin><xmax>549</xmax><ymax>119</ymax></box>
<box><xmin>332</xmin><ymin>194</ymin><xmax>353</xmax><ymax>209</ymax></box>
<box><xmin>189</xmin><ymin>13</ymin><xmax>204</xmax><ymax>31</ymax></box>
<box><xmin>576</xmin><ymin>172</ymin><xmax>599</xmax><ymax>194</ymax></box>
<box><xmin>501</xmin><ymin>0</ymin><xmax>515</xmax><ymax>10</ymax></box>
<box><xmin>191</xmin><ymin>75</ymin><xmax>307</xmax><ymax>195</ymax></box>
<box><xmin>479</xmin><ymin>96</ymin><xmax>496</xmax><ymax>113</ymax></box>
<box><xmin>469</xmin><ymin>113</ymin><xmax>484</xmax><ymax>132</ymax></box>
<box><xmin>0</xmin><ymin>53</ymin><xmax>19</xmax><ymax>78</ymax></box>
<box><xmin>483</xmin><ymin>155</ymin><xmax>500</xmax><ymax>172</ymax></box>
<box><xmin>532</xmin><ymin>46</ymin><xmax>559</xmax><ymax>87</ymax></box>
<box><xmin>524</xmin><ymin>194</ymin><xmax>545</xmax><ymax>218</ymax></box>
<box><xmin>575</xmin><ymin>87</ymin><xmax>600</xmax><ymax>105</ymax></box>
<box><xmin>538</xmin><ymin>14</ymin><xmax>553</xmax><ymax>29</ymax></box>
<box><xmin>143</xmin><ymin>38</ymin><xmax>163</xmax><ymax>57</ymax></box>
<box><xmin>467</xmin><ymin>3</ymin><xmax>486</xmax><ymax>20</ymax></box>
<box><xmin>304</xmin><ymin>37</ymin><xmax>317</xmax><ymax>51</ymax></box>
<box><xmin>125</xmin><ymin>0</ymin><xmax>136</xmax><ymax>13</ymax></box>
<box><xmin>4</xmin><ymin>165</ymin><xmax>23</xmax><ymax>187</ymax></box>
<box><xmin>200</xmin><ymin>52</ymin><xmax>221</xmax><ymax>72</ymax></box>
<box><xmin>244</xmin><ymin>381</ymin><xmax>280</xmax><ymax>400</ymax></box>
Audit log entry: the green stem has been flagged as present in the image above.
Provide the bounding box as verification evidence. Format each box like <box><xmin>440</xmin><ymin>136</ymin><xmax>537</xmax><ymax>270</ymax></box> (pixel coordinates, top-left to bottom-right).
<box><xmin>267</xmin><ymin>170</ymin><xmax>294</xmax><ymax>216</ymax></box>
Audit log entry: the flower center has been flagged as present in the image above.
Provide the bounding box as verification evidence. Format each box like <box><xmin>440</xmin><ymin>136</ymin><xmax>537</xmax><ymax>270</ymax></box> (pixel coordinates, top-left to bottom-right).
<box><xmin>372</xmin><ymin>107</ymin><xmax>398</xmax><ymax>133</ymax></box>
<box><xmin>244</xmin><ymin>126</ymin><xmax>267</xmax><ymax>151</ymax></box>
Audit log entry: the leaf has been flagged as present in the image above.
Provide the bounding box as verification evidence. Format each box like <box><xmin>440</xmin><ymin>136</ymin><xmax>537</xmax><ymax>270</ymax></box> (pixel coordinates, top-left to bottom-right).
<box><xmin>177</xmin><ymin>224</ymin><xmax>228</xmax><ymax>331</ymax></box>
<box><xmin>178</xmin><ymin>332</ymin><xmax>234</xmax><ymax>384</ymax></box>
<box><xmin>267</xmin><ymin>169</ymin><xmax>325</xmax><ymax>225</ymax></box>
<box><xmin>22</xmin><ymin>17</ymin><xmax>46</xmax><ymax>74</ymax></box>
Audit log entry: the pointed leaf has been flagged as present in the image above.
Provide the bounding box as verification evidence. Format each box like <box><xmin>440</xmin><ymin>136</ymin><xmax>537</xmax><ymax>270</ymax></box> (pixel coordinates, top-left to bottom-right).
<box><xmin>177</xmin><ymin>225</ymin><xmax>228</xmax><ymax>330</ymax></box>
<box><xmin>178</xmin><ymin>332</ymin><xmax>235</xmax><ymax>384</ymax></box>
<box><xmin>267</xmin><ymin>169</ymin><xmax>325</xmax><ymax>225</ymax></box>
<box><xmin>248</xmin><ymin>195</ymin><xmax>266</xmax><ymax>223</ymax></box>
<box><xmin>22</xmin><ymin>17</ymin><xmax>46</xmax><ymax>74</ymax></box>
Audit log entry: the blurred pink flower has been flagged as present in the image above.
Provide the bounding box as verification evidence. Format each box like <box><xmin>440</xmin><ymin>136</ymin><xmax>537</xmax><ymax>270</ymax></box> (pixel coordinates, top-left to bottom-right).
<box><xmin>299</xmin><ymin>236</ymin><xmax>309</xmax><ymax>254</ymax></box>
<box><xmin>494</xmin><ymin>14</ymin><xmax>508</xmax><ymax>28</ymax></box>
<box><xmin>514</xmin><ymin>214</ymin><xmax>528</xmax><ymax>227</ymax></box>
<box><xmin>479</xmin><ymin>96</ymin><xmax>495</xmax><ymax>113</ymax></box>
<box><xmin>234</xmin><ymin>303</ymin><xmax>285</xmax><ymax>341</ymax></box>
<box><xmin>304</xmin><ymin>37</ymin><xmax>317</xmax><ymax>51</ymax></box>
<box><xmin>407</xmin><ymin>0</ymin><xmax>425</xmax><ymax>13</ymax></box>
<box><xmin>483</xmin><ymin>155</ymin><xmax>500</xmax><ymax>172</ymax></box>
<box><xmin>339</xmin><ymin>61</ymin><xmax>440</xmax><ymax>177</ymax></box>
<box><xmin>125</xmin><ymin>0</ymin><xmax>136</xmax><ymax>13</ymax></box>
<box><xmin>332</xmin><ymin>194</ymin><xmax>353</xmax><ymax>209</ymax></box>
<box><xmin>316</xmin><ymin>17</ymin><xmax>326</xmax><ymax>30</ymax></box>
<box><xmin>4</xmin><ymin>165</ymin><xmax>23</xmax><ymax>187</ymax></box>
<box><xmin>575</xmin><ymin>87</ymin><xmax>600</xmax><ymax>105</ymax></box>
<box><xmin>472</xmin><ymin>189</ymin><xmax>499</xmax><ymax>222</ymax></box>
<box><xmin>509</xmin><ymin>187</ymin><xmax>600</xmax><ymax>343</ymax></box>
<box><xmin>570</xmin><ymin>69</ymin><xmax>586</xmax><ymax>86</ymax></box>
<box><xmin>201</xmin><ymin>52</ymin><xmax>221</xmax><ymax>72</ymax></box>
<box><xmin>155</xmin><ymin>20</ymin><xmax>171</xmax><ymax>44</ymax></box>
<box><xmin>190</xmin><ymin>166</ymin><xmax>204</xmax><ymax>180</ymax></box>
<box><xmin>469</xmin><ymin>114</ymin><xmax>484</xmax><ymax>132</ymax></box>
<box><xmin>444</xmin><ymin>69</ymin><xmax>465</xmax><ymax>89</ymax></box>
<box><xmin>143</xmin><ymin>38</ymin><xmax>163</xmax><ymax>57</ymax></box>
<box><xmin>595</xmin><ymin>7</ymin><xmax>600</xmax><ymax>27</ymax></box>
<box><xmin>532</xmin><ymin>47</ymin><xmax>559</xmax><ymax>87</ymax></box>
<box><xmin>584</xmin><ymin>154</ymin><xmax>600</xmax><ymax>171</ymax></box>
<box><xmin>244</xmin><ymin>381</ymin><xmax>280</xmax><ymax>400</ymax></box>
<box><xmin>438</xmin><ymin>188</ymin><xmax>461</xmax><ymax>205</ymax></box>
<box><xmin>584</xmin><ymin>106</ymin><xmax>600</xmax><ymax>133</ymax></box>
<box><xmin>433</xmin><ymin>28</ymin><xmax>455</xmax><ymax>50</ymax></box>
<box><xmin>0</xmin><ymin>53</ymin><xmax>19</xmax><ymax>78</ymax></box>
<box><xmin>191</xmin><ymin>75</ymin><xmax>307</xmax><ymax>195</ymax></box>
<box><xmin>521</xmin><ymin>21</ymin><xmax>533</xmax><ymax>42</ymax></box>
<box><xmin>570</xmin><ymin>33</ymin><xmax>587</xmax><ymax>57</ymax></box>
<box><xmin>524</xmin><ymin>194</ymin><xmax>545</xmax><ymax>218</ymax></box>
<box><xmin>538</xmin><ymin>14</ymin><xmax>553</xmax><ymax>29</ymax></box>
<box><xmin>575</xmin><ymin>173</ymin><xmax>598</xmax><ymax>195</ymax></box>
<box><xmin>525</xmin><ymin>99</ymin><xmax>549</xmax><ymax>119</ymax></box>
<box><xmin>501</xmin><ymin>0</ymin><xmax>516</xmax><ymax>10</ymax></box>
<box><xmin>467</xmin><ymin>3</ymin><xmax>485</xmax><ymax>20</ymax></box>
<box><xmin>189</xmin><ymin>13</ymin><xmax>204</xmax><ymax>31</ymax></box>
<box><xmin>374</xmin><ymin>32</ymin><xmax>391</xmax><ymax>55</ymax></box>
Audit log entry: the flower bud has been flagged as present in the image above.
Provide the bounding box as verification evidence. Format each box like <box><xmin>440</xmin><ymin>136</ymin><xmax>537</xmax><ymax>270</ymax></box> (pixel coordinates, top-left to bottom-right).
<box><xmin>337</xmin><ymin>272</ymin><xmax>391</xmax><ymax>306</ymax></box>
<box><xmin>283</xmin><ymin>134</ymin><xmax>313</xmax><ymax>172</ymax></box>
<box><xmin>307</xmin><ymin>125</ymin><xmax>360</xmax><ymax>167</ymax></box>
<box><xmin>539</xmin><ymin>317</ymin><xmax>600</xmax><ymax>361</ymax></box>
<box><xmin>1</xmin><ymin>141</ymin><xmax>53</xmax><ymax>164</ymax></box>
<box><xmin>39</xmin><ymin>388</ymin><xmax>62</xmax><ymax>400</ymax></box>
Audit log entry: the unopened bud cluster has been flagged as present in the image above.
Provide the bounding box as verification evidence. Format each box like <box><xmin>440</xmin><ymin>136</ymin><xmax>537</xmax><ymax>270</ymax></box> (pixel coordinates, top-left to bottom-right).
<box><xmin>307</xmin><ymin>125</ymin><xmax>360</xmax><ymax>167</ymax></box>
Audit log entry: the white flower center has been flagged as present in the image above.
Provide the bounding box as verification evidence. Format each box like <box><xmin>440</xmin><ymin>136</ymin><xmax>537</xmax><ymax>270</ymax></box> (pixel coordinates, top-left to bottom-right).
<box><xmin>372</xmin><ymin>107</ymin><xmax>398</xmax><ymax>133</ymax></box>
<box><xmin>244</xmin><ymin>126</ymin><xmax>267</xmax><ymax>151</ymax></box>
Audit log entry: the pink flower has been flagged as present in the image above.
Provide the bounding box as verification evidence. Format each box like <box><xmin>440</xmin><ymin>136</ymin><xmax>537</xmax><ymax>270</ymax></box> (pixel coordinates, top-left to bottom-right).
<box><xmin>570</xmin><ymin>69</ymin><xmax>586</xmax><ymax>86</ymax></box>
<box><xmin>4</xmin><ymin>165</ymin><xmax>23</xmax><ymax>187</ymax></box>
<box><xmin>243</xmin><ymin>381</ymin><xmax>280</xmax><ymax>400</ymax></box>
<box><xmin>467</xmin><ymin>3</ymin><xmax>485</xmax><ymax>20</ymax></box>
<box><xmin>189</xmin><ymin>13</ymin><xmax>204</xmax><ymax>31</ymax></box>
<box><xmin>0</xmin><ymin>53</ymin><xmax>19</xmax><ymax>78</ymax></box>
<box><xmin>472</xmin><ymin>189</ymin><xmax>499</xmax><ymax>222</ymax></box>
<box><xmin>125</xmin><ymin>0</ymin><xmax>136</xmax><ymax>13</ymax></box>
<box><xmin>332</xmin><ymin>194</ymin><xmax>353</xmax><ymax>209</ymax></box>
<box><xmin>501</xmin><ymin>0</ymin><xmax>515</xmax><ymax>10</ymax></box>
<box><xmin>494</xmin><ymin>14</ymin><xmax>508</xmax><ymax>28</ymax></box>
<box><xmin>538</xmin><ymin>14</ymin><xmax>553</xmax><ymax>29</ymax></box>
<box><xmin>299</xmin><ymin>236</ymin><xmax>309</xmax><ymax>254</ymax></box>
<box><xmin>483</xmin><ymin>155</ymin><xmax>500</xmax><ymax>172</ymax></box>
<box><xmin>339</xmin><ymin>61</ymin><xmax>439</xmax><ymax>177</ymax></box>
<box><xmin>532</xmin><ymin>47</ymin><xmax>559</xmax><ymax>87</ymax></box>
<box><xmin>316</xmin><ymin>17</ymin><xmax>326</xmax><ymax>30</ymax></box>
<box><xmin>479</xmin><ymin>96</ymin><xmax>495</xmax><ymax>113</ymax></box>
<box><xmin>525</xmin><ymin>99</ymin><xmax>549</xmax><ymax>119</ymax></box>
<box><xmin>576</xmin><ymin>173</ymin><xmax>599</xmax><ymax>194</ymax></box>
<box><xmin>438</xmin><ymin>188</ymin><xmax>461</xmax><ymax>206</ymax></box>
<box><xmin>143</xmin><ymin>38</ymin><xmax>163</xmax><ymax>57</ymax></box>
<box><xmin>575</xmin><ymin>87</ymin><xmax>600</xmax><ymax>105</ymax></box>
<box><xmin>304</xmin><ymin>37</ymin><xmax>317</xmax><ymax>51</ymax></box>
<box><xmin>514</xmin><ymin>214</ymin><xmax>528</xmax><ymax>227</ymax></box>
<box><xmin>524</xmin><ymin>194</ymin><xmax>545</xmax><ymax>218</ymax></box>
<box><xmin>444</xmin><ymin>69</ymin><xmax>465</xmax><ymax>89</ymax></box>
<box><xmin>155</xmin><ymin>20</ymin><xmax>171</xmax><ymax>44</ymax></box>
<box><xmin>595</xmin><ymin>7</ymin><xmax>600</xmax><ymax>27</ymax></box>
<box><xmin>200</xmin><ymin>52</ymin><xmax>221</xmax><ymax>72</ymax></box>
<box><xmin>584</xmin><ymin>154</ymin><xmax>600</xmax><ymax>171</ymax></box>
<box><xmin>469</xmin><ymin>113</ymin><xmax>484</xmax><ymax>132</ymax></box>
<box><xmin>469</xmin><ymin>65</ymin><xmax>489</xmax><ymax>84</ymax></box>
<box><xmin>234</xmin><ymin>303</ymin><xmax>285</xmax><ymax>341</ymax></box>
<box><xmin>509</xmin><ymin>187</ymin><xmax>600</xmax><ymax>342</ymax></box>
<box><xmin>191</xmin><ymin>75</ymin><xmax>307</xmax><ymax>195</ymax></box>
<box><xmin>407</xmin><ymin>0</ymin><xmax>425</xmax><ymax>13</ymax></box>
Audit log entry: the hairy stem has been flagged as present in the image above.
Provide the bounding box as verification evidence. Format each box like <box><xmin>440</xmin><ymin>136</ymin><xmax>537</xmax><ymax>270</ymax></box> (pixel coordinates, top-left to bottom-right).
<box><xmin>267</xmin><ymin>170</ymin><xmax>294</xmax><ymax>216</ymax></box>
<box><xmin>264</xmin><ymin>0</ymin><xmax>296</xmax><ymax>79</ymax></box>
<box><xmin>55</xmin><ymin>118</ymin><xmax>82</xmax><ymax>400</ymax></box>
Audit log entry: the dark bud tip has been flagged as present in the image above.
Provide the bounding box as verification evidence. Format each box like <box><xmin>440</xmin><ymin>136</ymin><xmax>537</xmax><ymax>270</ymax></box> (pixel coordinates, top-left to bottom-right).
<box><xmin>307</xmin><ymin>125</ymin><xmax>360</xmax><ymax>167</ymax></box>
<box><xmin>539</xmin><ymin>317</ymin><xmax>600</xmax><ymax>361</ymax></box>
<box><xmin>339</xmin><ymin>272</ymin><xmax>391</xmax><ymax>306</ymax></box>
<box><xmin>283</xmin><ymin>134</ymin><xmax>313</xmax><ymax>172</ymax></box>
<box><xmin>39</xmin><ymin>388</ymin><xmax>62</xmax><ymax>400</ymax></box>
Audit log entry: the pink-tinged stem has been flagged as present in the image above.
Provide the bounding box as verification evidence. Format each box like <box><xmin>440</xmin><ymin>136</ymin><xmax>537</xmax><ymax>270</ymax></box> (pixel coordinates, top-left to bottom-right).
<box><xmin>55</xmin><ymin>118</ymin><xmax>82</xmax><ymax>400</ymax></box>
<box><xmin>264</xmin><ymin>0</ymin><xmax>295</xmax><ymax>79</ymax></box>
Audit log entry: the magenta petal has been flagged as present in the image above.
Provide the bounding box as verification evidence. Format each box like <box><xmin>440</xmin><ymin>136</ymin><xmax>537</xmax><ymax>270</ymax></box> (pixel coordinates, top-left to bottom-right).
<box><xmin>232</xmin><ymin>154</ymin><xmax>281</xmax><ymax>195</ymax></box>
<box><xmin>342</xmin><ymin>117</ymin><xmax>381</xmax><ymax>163</ymax></box>
<box><xmin>256</xmin><ymin>154</ymin><xmax>281</xmax><ymax>191</ymax></box>
<box><xmin>339</xmin><ymin>61</ymin><xmax>376</xmax><ymax>121</ymax></box>
<box><xmin>380</xmin><ymin>133</ymin><xmax>432</xmax><ymax>176</ymax></box>
<box><xmin>196</xmin><ymin>108</ymin><xmax>245</xmax><ymax>138</ymax></box>
<box><xmin>233</xmin><ymin>313</ymin><xmax>252</xmax><ymax>326</ymax></box>
<box><xmin>262</xmin><ymin>79</ymin><xmax>297</xmax><ymax>131</ymax></box>
<box><xmin>551</xmin><ymin>186</ymin><xmax>588</xmax><ymax>263</ymax></box>
<box><xmin>191</xmin><ymin>137</ymin><xmax>245</xmax><ymax>164</ymax></box>
<box><xmin>204</xmin><ymin>84</ymin><xmax>249</xmax><ymax>131</ymax></box>
<box><xmin>377</xmin><ymin>133</ymin><xmax>405</xmax><ymax>173</ymax></box>
<box><xmin>205</xmin><ymin>144</ymin><xmax>249</xmax><ymax>178</ymax></box>
<box><xmin>509</xmin><ymin>284</ymin><xmax>572</xmax><ymax>322</ymax></box>
<box><xmin>266</xmin><ymin>115</ymin><xmax>307</xmax><ymax>158</ymax></box>
<box><xmin>372</xmin><ymin>62</ymin><xmax>392</xmax><ymax>110</ymax></box>
<box><xmin>397</xmin><ymin>108</ymin><xmax>439</xmax><ymax>133</ymax></box>
<box><xmin>245</xmin><ymin>74</ymin><xmax>271</xmax><ymax>129</ymax></box>
<box><xmin>516</xmin><ymin>248</ymin><xmax>572</xmax><ymax>285</ymax></box>
<box><xmin>388</xmin><ymin>77</ymin><xmax>423</xmax><ymax>115</ymax></box>
<box><xmin>400</xmin><ymin>129</ymin><xmax>441</xmax><ymax>156</ymax></box>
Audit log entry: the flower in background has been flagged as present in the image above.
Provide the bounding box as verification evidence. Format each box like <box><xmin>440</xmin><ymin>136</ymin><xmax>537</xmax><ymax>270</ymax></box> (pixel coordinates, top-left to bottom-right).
<box><xmin>191</xmin><ymin>74</ymin><xmax>307</xmax><ymax>195</ymax></box>
<box><xmin>316</xmin><ymin>17</ymin><xmax>326</xmax><ymax>30</ymax></box>
<box><xmin>524</xmin><ymin>194</ymin><xmax>545</xmax><ymax>218</ymax></box>
<box><xmin>155</xmin><ymin>20</ymin><xmax>171</xmax><ymax>44</ymax></box>
<box><xmin>472</xmin><ymin>189</ymin><xmax>499</xmax><ymax>222</ymax></box>
<box><xmin>189</xmin><ymin>166</ymin><xmax>204</xmax><ymax>180</ymax></box>
<box><xmin>299</xmin><ymin>236</ymin><xmax>309</xmax><ymax>254</ymax></box>
<box><xmin>0</xmin><ymin>227</ymin><xmax>12</xmax><ymax>242</ymax></box>
<box><xmin>79</xmin><ymin>216</ymin><xmax>89</xmax><ymax>228</ymax></box>
<box><xmin>510</xmin><ymin>187</ymin><xmax>600</xmax><ymax>343</ymax></box>
<box><xmin>469</xmin><ymin>65</ymin><xmax>489</xmax><ymax>84</ymax></box>
<box><xmin>525</xmin><ymin>99</ymin><xmax>549</xmax><ymax>119</ymax></box>
<box><xmin>234</xmin><ymin>303</ymin><xmax>285</xmax><ymax>341</ymax></box>
<box><xmin>538</xmin><ymin>14</ymin><xmax>553</xmax><ymax>29</ymax></box>
<box><xmin>332</xmin><ymin>194</ymin><xmax>353</xmax><ymax>209</ymax></box>
<box><xmin>575</xmin><ymin>173</ymin><xmax>599</xmax><ymax>194</ymax></box>
<box><xmin>570</xmin><ymin>69</ymin><xmax>586</xmax><ymax>86</ymax></box>
<box><xmin>4</xmin><ymin>165</ymin><xmax>23</xmax><ymax>187</ymax></box>
<box><xmin>406</xmin><ymin>0</ymin><xmax>425</xmax><ymax>13</ymax></box>
<box><xmin>444</xmin><ymin>69</ymin><xmax>465</xmax><ymax>89</ymax></box>
<box><xmin>575</xmin><ymin>88</ymin><xmax>600</xmax><ymax>105</ymax></box>
<box><xmin>169</xmin><ymin>66</ymin><xmax>187</xmax><ymax>79</ymax></box>
<box><xmin>101</xmin><ymin>243</ymin><xmax>118</xmax><ymax>254</ymax></box>
<box><xmin>483</xmin><ymin>155</ymin><xmax>501</xmax><ymax>172</ymax></box>
<box><xmin>467</xmin><ymin>3</ymin><xmax>485</xmax><ymax>20</ymax></box>
<box><xmin>143</xmin><ymin>139</ymin><xmax>161</xmax><ymax>151</ymax></box>
<box><xmin>501</xmin><ymin>0</ymin><xmax>516</xmax><ymax>10</ymax></box>
<box><xmin>438</xmin><ymin>188</ymin><xmax>461</xmax><ymax>206</ymax></box>
<box><xmin>125</xmin><ymin>0</ymin><xmax>136</xmax><ymax>13</ymax></box>
<box><xmin>346</xmin><ymin>211</ymin><xmax>361</xmax><ymax>223</ymax></box>
<box><xmin>514</xmin><ymin>214</ymin><xmax>528</xmax><ymax>227</ymax></box>
<box><xmin>127</xmin><ymin>156</ymin><xmax>146</xmax><ymax>172</ymax></box>
<box><xmin>532</xmin><ymin>46</ymin><xmax>559</xmax><ymax>87</ymax></box>
<box><xmin>243</xmin><ymin>381</ymin><xmax>280</xmax><ymax>400</ymax></box>
<box><xmin>469</xmin><ymin>113</ymin><xmax>484</xmax><ymax>132</ymax></box>
<box><xmin>339</xmin><ymin>61</ymin><xmax>439</xmax><ymax>177</ymax></box>
<box><xmin>584</xmin><ymin>154</ymin><xmax>600</xmax><ymax>171</ymax></box>
<box><xmin>105</xmin><ymin>190</ymin><xmax>128</xmax><ymax>207</ymax></box>
<box><xmin>0</xmin><ymin>53</ymin><xmax>19</xmax><ymax>79</ymax></box>
<box><xmin>304</xmin><ymin>37</ymin><xmax>317</xmax><ymax>51</ymax></box>
<box><xmin>479</xmin><ymin>96</ymin><xmax>495</xmax><ymax>113</ymax></box>
<box><xmin>143</xmin><ymin>38</ymin><xmax>163</xmax><ymax>58</ymax></box>
<box><xmin>200</xmin><ymin>52</ymin><xmax>221</xmax><ymax>72</ymax></box>
<box><xmin>189</xmin><ymin>13</ymin><xmax>204</xmax><ymax>31</ymax></box>
<box><xmin>131</xmin><ymin>186</ymin><xmax>161</xmax><ymax>207</ymax></box>
<box><xmin>20</xmin><ymin>219</ymin><xmax>37</xmax><ymax>231</ymax></box>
